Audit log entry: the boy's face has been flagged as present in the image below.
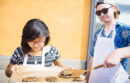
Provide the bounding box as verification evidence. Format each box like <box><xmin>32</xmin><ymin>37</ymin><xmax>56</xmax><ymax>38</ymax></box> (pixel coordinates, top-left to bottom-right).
<box><xmin>96</xmin><ymin>4</ymin><xmax>115</xmax><ymax>23</ymax></box>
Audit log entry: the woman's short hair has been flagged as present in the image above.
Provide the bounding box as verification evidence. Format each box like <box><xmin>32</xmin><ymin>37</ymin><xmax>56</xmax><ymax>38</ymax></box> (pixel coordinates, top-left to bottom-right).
<box><xmin>95</xmin><ymin>1</ymin><xmax>120</xmax><ymax>19</ymax></box>
<box><xmin>21</xmin><ymin>19</ymin><xmax>50</xmax><ymax>53</ymax></box>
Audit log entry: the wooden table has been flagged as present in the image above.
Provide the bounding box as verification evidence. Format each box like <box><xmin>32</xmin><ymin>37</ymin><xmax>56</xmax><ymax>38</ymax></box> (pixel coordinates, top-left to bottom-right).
<box><xmin>10</xmin><ymin>66</ymin><xmax>86</xmax><ymax>82</ymax></box>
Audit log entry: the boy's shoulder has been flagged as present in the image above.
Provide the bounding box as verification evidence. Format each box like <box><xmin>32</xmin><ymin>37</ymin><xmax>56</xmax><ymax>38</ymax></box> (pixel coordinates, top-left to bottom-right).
<box><xmin>94</xmin><ymin>28</ymin><xmax>102</xmax><ymax>38</ymax></box>
<box><xmin>116</xmin><ymin>21</ymin><xmax>130</xmax><ymax>30</ymax></box>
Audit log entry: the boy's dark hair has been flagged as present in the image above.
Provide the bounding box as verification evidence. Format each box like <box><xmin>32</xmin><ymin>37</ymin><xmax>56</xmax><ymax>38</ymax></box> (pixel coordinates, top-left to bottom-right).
<box><xmin>21</xmin><ymin>19</ymin><xmax>50</xmax><ymax>54</ymax></box>
<box><xmin>95</xmin><ymin>0</ymin><xmax>104</xmax><ymax>8</ymax></box>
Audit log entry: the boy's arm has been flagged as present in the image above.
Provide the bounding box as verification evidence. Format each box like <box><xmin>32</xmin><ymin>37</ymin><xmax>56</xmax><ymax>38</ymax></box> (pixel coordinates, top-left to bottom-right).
<box><xmin>85</xmin><ymin>56</ymin><xmax>93</xmax><ymax>82</ymax></box>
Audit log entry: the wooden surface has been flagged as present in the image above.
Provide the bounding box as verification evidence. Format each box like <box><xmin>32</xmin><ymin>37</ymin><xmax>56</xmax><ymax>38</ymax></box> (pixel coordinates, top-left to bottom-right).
<box><xmin>10</xmin><ymin>67</ymin><xmax>86</xmax><ymax>82</ymax></box>
<box><xmin>70</xmin><ymin>69</ymin><xmax>86</xmax><ymax>77</ymax></box>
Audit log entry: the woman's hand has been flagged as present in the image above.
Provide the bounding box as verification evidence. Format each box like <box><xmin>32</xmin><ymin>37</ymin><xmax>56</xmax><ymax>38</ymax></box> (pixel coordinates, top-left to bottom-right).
<box><xmin>10</xmin><ymin>65</ymin><xmax>22</xmax><ymax>72</ymax></box>
<box><xmin>104</xmin><ymin>49</ymin><xmax>121</xmax><ymax>68</ymax></box>
<box><xmin>53</xmin><ymin>59</ymin><xmax>72</xmax><ymax>70</ymax></box>
<box><xmin>10</xmin><ymin>65</ymin><xmax>19</xmax><ymax>72</ymax></box>
<box><xmin>5</xmin><ymin>63</ymin><xmax>22</xmax><ymax>77</ymax></box>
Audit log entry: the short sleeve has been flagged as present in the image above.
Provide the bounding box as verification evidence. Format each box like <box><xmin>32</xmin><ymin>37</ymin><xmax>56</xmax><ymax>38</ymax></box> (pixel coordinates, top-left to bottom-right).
<box><xmin>45</xmin><ymin>46</ymin><xmax>60</xmax><ymax>61</ymax></box>
<box><xmin>90</xmin><ymin>29</ymin><xmax>101</xmax><ymax>57</ymax></box>
<box><xmin>10</xmin><ymin>47</ymin><xmax>24</xmax><ymax>64</ymax></box>
<box><xmin>128</xmin><ymin>28</ymin><xmax>130</xmax><ymax>46</ymax></box>
<box><xmin>122</xmin><ymin>24</ymin><xmax>130</xmax><ymax>46</ymax></box>
<box><xmin>90</xmin><ymin>34</ymin><xmax>96</xmax><ymax>57</ymax></box>
<box><xmin>10</xmin><ymin>55</ymin><xmax>17</xmax><ymax>64</ymax></box>
<box><xmin>50</xmin><ymin>46</ymin><xmax>60</xmax><ymax>61</ymax></box>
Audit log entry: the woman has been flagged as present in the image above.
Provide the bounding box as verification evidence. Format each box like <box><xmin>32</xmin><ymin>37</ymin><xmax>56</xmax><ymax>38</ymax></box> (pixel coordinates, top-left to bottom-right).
<box><xmin>5</xmin><ymin>19</ymin><xmax>70</xmax><ymax>78</ymax></box>
<box><xmin>86</xmin><ymin>0</ymin><xmax>130</xmax><ymax>83</ymax></box>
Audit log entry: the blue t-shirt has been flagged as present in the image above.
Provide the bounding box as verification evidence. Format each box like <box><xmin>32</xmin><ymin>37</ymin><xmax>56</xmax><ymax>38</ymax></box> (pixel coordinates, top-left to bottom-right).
<box><xmin>90</xmin><ymin>21</ymin><xmax>130</xmax><ymax>71</ymax></box>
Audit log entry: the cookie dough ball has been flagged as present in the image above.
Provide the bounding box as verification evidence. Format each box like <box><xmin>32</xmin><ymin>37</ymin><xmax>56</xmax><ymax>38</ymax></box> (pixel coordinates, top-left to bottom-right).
<box><xmin>60</xmin><ymin>69</ymin><xmax>72</xmax><ymax>76</ymax></box>
<box><xmin>46</xmin><ymin>76</ymin><xmax>57</xmax><ymax>82</ymax></box>
<box><xmin>22</xmin><ymin>77</ymin><xmax>38</xmax><ymax>82</ymax></box>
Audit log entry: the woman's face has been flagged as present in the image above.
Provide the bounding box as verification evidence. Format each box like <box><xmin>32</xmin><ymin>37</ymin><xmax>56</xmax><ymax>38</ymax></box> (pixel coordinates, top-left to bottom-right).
<box><xmin>96</xmin><ymin>4</ymin><xmax>116</xmax><ymax>23</ymax></box>
<box><xmin>27</xmin><ymin>37</ymin><xmax>46</xmax><ymax>52</ymax></box>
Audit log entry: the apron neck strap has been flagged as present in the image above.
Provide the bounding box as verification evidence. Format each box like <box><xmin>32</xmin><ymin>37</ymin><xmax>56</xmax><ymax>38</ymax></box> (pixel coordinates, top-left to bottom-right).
<box><xmin>98</xmin><ymin>26</ymin><xmax>116</xmax><ymax>39</ymax></box>
<box><xmin>23</xmin><ymin>47</ymin><xmax>45</xmax><ymax>67</ymax></box>
<box><xmin>41</xmin><ymin>47</ymin><xmax>45</xmax><ymax>67</ymax></box>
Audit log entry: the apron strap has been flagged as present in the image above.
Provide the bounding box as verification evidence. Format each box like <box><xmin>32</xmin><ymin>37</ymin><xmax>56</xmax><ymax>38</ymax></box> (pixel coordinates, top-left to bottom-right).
<box><xmin>98</xmin><ymin>26</ymin><xmax>116</xmax><ymax>40</ymax></box>
<box><xmin>23</xmin><ymin>54</ymin><xmax>28</xmax><ymax>66</ymax></box>
<box><xmin>41</xmin><ymin>47</ymin><xmax>45</xmax><ymax>68</ymax></box>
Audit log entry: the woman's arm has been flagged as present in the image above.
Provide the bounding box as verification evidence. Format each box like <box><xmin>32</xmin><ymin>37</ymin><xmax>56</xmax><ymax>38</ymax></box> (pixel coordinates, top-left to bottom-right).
<box><xmin>104</xmin><ymin>46</ymin><xmax>130</xmax><ymax>68</ymax></box>
<box><xmin>5</xmin><ymin>47</ymin><xmax>24</xmax><ymax>78</ymax></box>
<box><xmin>53</xmin><ymin>59</ymin><xmax>72</xmax><ymax>69</ymax></box>
<box><xmin>5</xmin><ymin>62</ymin><xmax>21</xmax><ymax>78</ymax></box>
<box><xmin>5</xmin><ymin>62</ymin><xmax>13</xmax><ymax>78</ymax></box>
<box><xmin>5</xmin><ymin>62</ymin><xmax>16</xmax><ymax>78</ymax></box>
